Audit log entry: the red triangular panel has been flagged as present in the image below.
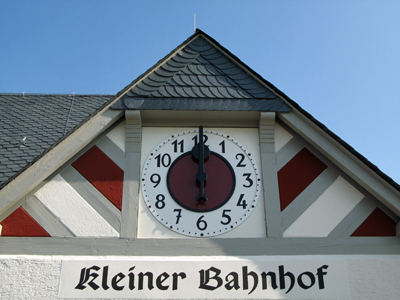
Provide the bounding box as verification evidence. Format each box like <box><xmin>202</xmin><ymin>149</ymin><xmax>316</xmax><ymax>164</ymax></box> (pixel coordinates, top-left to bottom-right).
<box><xmin>1</xmin><ymin>207</ymin><xmax>50</xmax><ymax>237</ymax></box>
<box><xmin>351</xmin><ymin>207</ymin><xmax>396</xmax><ymax>237</ymax></box>
<box><xmin>278</xmin><ymin>148</ymin><xmax>327</xmax><ymax>211</ymax></box>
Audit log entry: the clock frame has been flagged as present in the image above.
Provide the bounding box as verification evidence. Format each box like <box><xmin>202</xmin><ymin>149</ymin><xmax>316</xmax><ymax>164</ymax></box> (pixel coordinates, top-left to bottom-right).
<box><xmin>140</xmin><ymin>127</ymin><xmax>262</xmax><ymax>237</ymax></box>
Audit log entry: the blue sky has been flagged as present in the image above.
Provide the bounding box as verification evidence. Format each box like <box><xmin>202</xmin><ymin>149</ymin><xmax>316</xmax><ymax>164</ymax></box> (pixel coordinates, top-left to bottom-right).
<box><xmin>1</xmin><ymin>0</ymin><xmax>399</xmax><ymax>184</ymax></box>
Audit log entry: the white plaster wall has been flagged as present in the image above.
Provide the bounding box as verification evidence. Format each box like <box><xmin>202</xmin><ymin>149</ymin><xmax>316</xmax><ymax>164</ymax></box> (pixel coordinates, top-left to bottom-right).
<box><xmin>347</xmin><ymin>256</ymin><xmax>400</xmax><ymax>299</ymax></box>
<box><xmin>0</xmin><ymin>256</ymin><xmax>61</xmax><ymax>299</ymax></box>
<box><xmin>0</xmin><ymin>255</ymin><xmax>400</xmax><ymax>299</ymax></box>
<box><xmin>34</xmin><ymin>175</ymin><xmax>119</xmax><ymax>237</ymax></box>
<box><xmin>275</xmin><ymin>123</ymin><xmax>292</xmax><ymax>152</ymax></box>
<box><xmin>106</xmin><ymin>120</ymin><xmax>126</xmax><ymax>152</ymax></box>
<box><xmin>284</xmin><ymin>176</ymin><xmax>364</xmax><ymax>237</ymax></box>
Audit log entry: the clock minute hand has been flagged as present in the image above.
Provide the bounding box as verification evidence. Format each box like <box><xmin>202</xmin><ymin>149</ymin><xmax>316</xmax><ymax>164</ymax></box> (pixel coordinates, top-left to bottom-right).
<box><xmin>192</xmin><ymin>126</ymin><xmax>210</xmax><ymax>203</ymax></box>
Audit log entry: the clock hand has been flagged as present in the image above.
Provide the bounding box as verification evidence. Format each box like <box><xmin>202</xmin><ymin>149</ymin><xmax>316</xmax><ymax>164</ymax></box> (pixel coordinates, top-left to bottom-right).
<box><xmin>192</xmin><ymin>125</ymin><xmax>210</xmax><ymax>203</ymax></box>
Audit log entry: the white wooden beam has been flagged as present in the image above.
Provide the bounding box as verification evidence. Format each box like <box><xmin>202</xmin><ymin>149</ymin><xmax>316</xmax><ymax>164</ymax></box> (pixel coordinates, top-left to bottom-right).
<box><xmin>259</xmin><ymin>112</ymin><xmax>283</xmax><ymax>237</ymax></box>
<box><xmin>279</xmin><ymin>111</ymin><xmax>400</xmax><ymax>216</ymax></box>
<box><xmin>120</xmin><ymin>110</ymin><xmax>142</xmax><ymax>238</ymax></box>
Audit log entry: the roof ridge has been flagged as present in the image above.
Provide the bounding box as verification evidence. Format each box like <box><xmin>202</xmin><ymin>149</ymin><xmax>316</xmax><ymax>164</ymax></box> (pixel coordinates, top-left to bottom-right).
<box><xmin>0</xmin><ymin>93</ymin><xmax>114</xmax><ymax>96</ymax></box>
<box><xmin>124</xmin><ymin>34</ymin><xmax>273</xmax><ymax>99</ymax></box>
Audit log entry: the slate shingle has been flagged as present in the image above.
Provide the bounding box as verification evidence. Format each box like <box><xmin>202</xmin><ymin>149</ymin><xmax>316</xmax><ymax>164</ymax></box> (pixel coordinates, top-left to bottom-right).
<box><xmin>1</xmin><ymin>29</ymin><xmax>399</xmax><ymax>197</ymax></box>
<box><xmin>111</xmin><ymin>35</ymin><xmax>291</xmax><ymax>112</ymax></box>
<box><xmin>122</xmin><ymin>36</ymin><xmax>280</xmax><ymax>102</ymax></box>
<box><xmin>0</xmin><ymin>93</ymin><xmax>113</xmax><ymax>189</ymax></box>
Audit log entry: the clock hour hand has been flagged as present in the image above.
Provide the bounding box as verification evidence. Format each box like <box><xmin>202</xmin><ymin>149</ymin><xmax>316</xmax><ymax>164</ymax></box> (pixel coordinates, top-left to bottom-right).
<box><xmin>192</xmin><ymin>126</ymin><xmax>210</xmax><ymax>203</ymax></box>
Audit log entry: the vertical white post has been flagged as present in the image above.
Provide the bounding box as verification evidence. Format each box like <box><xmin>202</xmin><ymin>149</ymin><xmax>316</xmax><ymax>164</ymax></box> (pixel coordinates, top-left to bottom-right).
<box><xmin>121</xmin><ymin>110</ymin><xmax>141</xmax><ymax>238</ymax></box>
<box><xmin>259</xmin><ymin>112</ymin><xmax>283</xmax><ymax>237</ymax></box>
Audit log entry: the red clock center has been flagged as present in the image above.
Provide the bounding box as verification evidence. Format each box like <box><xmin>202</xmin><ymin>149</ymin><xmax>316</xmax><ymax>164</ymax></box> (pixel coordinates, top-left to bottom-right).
<box><xmin>167</xmin><ymin>152</ymin><xmax>235</xmax><ymax>212</ymax></box>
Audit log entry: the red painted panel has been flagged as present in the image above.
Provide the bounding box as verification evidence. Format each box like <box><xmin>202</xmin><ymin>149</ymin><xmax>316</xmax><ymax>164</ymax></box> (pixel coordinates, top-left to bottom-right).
<box><xmin>168</xmin><ymin>153</ymin><xmax>234</xmax><ymax>211</ymax></box>
<box><xmin>351</xmin><ymin>207</ymin><xmax>396</xmax><ymax>236</ymax></box>
<box><xmin>278</xmin><ymin>148</ymin><xmax>327</xmax><ymax>211</ymax></box>
<box><xmin>1</xmin><ymin>207</ymin><xmax>50</xmax><ymax>237</ymax></box>
<box><xmin>72</xmin><ymin>146</ymin><xmax>123</xmax><ymax>210</ymax></box>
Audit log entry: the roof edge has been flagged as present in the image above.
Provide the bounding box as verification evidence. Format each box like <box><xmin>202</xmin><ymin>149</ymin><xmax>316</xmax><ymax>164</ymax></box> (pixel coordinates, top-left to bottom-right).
<box><xmin>0</xmin><ymin>94</ymin><xmax>116</xmax><ymax>191</ymax></box>
<box><xmin>0</xmin><ymin>93</ymin><xmax>114</xmax><ymax>96</ymax></box>
<box><xmin>194</xmin><ymin>30</ymin><xmax>400</xmax><ymax>193</ymax></box>
<box><xmin>112</xmin><ymin>30</ymin><xmax>205</xmax><ymax>105</ymax></box>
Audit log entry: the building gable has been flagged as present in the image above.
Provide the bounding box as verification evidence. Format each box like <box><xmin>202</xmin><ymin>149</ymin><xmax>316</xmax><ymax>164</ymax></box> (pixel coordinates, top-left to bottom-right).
<box><xmin>1</xmin><ymin>118</ymin><xmax>398</xmax><ymax>239</ymax></box>
<box><xmin>112</xmin><ymin>33</ymin><xmax>291</xmax><ymax>112</ymax></box>
<box><xmin>1</xmin><ymin>29</ymin><xmax>400</xmax><ymax>300</ymax></box>
<box><xmin>0</xmin><ymin>29</ymin><xmax>399</xmax><ymax>245</ymax></box>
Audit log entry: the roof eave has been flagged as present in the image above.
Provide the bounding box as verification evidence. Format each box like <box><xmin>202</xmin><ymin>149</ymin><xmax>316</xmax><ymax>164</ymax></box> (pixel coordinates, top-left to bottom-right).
<box><xmin>0</xmin><ymin>107</ymin><xmax>123</xmax><ymax>221</ymax></box>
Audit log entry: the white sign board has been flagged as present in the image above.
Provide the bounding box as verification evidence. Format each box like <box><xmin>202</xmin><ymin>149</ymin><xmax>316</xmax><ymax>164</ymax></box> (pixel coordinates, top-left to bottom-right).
<box><xmin>58</xmin><ymin>257</ymin><xmax>349</xmax><ymax>299</ymax></box>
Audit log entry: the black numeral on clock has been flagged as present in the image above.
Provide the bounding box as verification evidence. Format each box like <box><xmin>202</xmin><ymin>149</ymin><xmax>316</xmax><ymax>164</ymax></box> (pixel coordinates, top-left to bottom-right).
<box><xmin>150</xmin><ymin>173</ymin><xmax>161</xmax><ymax>188</ymax></box>
<box><xmin>236</xmin><ymin>153</ymin><xmax>246</xmax><ymax>167</ymax></box>
<box><xmin>243</xmin><ymin>173</ymin><xmax>253</xmax><ymax>187</ymax></box>
<box><xmin>196</xmin><ymin>215</ymin><xmax>207</xmax><ymax>231</ymax></box>
<box><xmin>155</xmin><ymin>153</ymin><xmax>171</xmax><ymax>168</ymax></box>
<box><xmin>172</xmin><ymin>139</ymin><xmax>184</xmax><ymax>153</ymax></box>
<box><xmin>174</xmin><ymin>209</ymin><xmax>182</xmax><ymax>224</ymax></box>
<box><xmin>220</xmin><ymin>209</ymin><xmax>231</xmax><ymax>225</ymax></box>
<box><xmin>237</xmin><ymin>194</ymin><xmax>248</xmax><ymax>209</ymax></box>
<box><xmin>219</xmin><ymin>140</ymin><xmax>225</xmax><ymax>153</ymax></box>
<box><xmin>155</xmin><ymin>194</ymin><xmax>166</xmax><ymax>209</ymax></box>
<box><xmin>192</xmin><ymin>134</ymin><xmax>208</xmax><ymax>145</ymax></box>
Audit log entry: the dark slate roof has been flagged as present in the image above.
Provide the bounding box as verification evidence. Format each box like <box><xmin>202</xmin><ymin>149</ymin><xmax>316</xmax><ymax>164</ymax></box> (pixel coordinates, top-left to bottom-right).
<box><xmin>111</xmin><ymin>29</ymin><xmax>400</xmax><ymax>192</ymax></box>
<box><xmin>112</xmin><ymin>97</ymin><xmax>290</xmax><ymax>112</ymax></box>
<box><xmin>1</xmin><ymin>29</ymin><xmax>399</xmax><ymax>195</ymax></box>
<box><xmin>111</xmin><ymin>34</ymin><xmax>291</xmax><ymax>112</ymax></box>
<box><xmin>0</xmin><ymin>93</ymin><xmax>113</xmax><ymax>189</ymax></box>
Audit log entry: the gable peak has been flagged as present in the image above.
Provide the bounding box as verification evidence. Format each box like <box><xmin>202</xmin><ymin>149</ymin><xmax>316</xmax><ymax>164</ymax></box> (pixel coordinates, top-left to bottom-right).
<box><xmin>127</xmin><ymin>35</ymin><xmax>274</xmax><ymax>99</ymax></box>
<box><xmin>112</xmin><ymin>31</ymin><xmax>291</xmax><ymax>112</ymax></box>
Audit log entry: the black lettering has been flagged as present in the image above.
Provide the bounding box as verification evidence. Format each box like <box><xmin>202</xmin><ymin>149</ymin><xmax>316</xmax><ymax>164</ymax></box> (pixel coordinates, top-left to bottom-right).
<box><xmin>199</xmin><ymin>267</ymin><xmax>223</xmax><ymax>291</ymax></box>
<box><xmin>172</xmin><ymin>272</ymin><xmax>186</xmax><ymax>290</ymax></box>
<box><xmin>261</xmin><ymin>271</ymin><xmax>278</xmax><ymax>290</ymax></box>
<box><xmin>279</xmin><ymin>265</ymin><xmax>295</xmax><ymax>294</ymax></box>
<box><xmin>297</xmin><ymin>272</ymin><xmax>315</xmax><ymax>289</ymax></box>
<box><xmin>75</xmin><ymin>265</ymin><xmax>100</xmax><ymax>290</ymax></box>
<box><xmin>156</xmin><ymin>272</ymin><xmax>170</xmax><ymax>290</ymax></box>
<box><xmin>75</xmin><ymin>267</ymin><xmax>90</xmax><ymax>290</ymax></box>
<box><xmin>316</xmin><ymin>265</ymin><xmax>329</xmax><ymax>289</ymax></box>
<box><xmin>112</xmin><ymin>272</ymin><xmax>125</xmax><ymax>291</ymax></box>
<box><xmin>138</xmin><ymin>272</ymin><xmax>154</xmax><ymax>290</ymax></box>
<box><xmin>102</xmin><ymin>266</ymin><xmax>110</xmax><ymax>290</ymax></box>
<box><xmin>225</xmin><ymin>272</ymin><xmax>240</xmax><ymax>290</ymax></box>
<box><xmin>128</xmin><ymin>267</ymin><xmax>135</xmax><ymax>290</ymax></box>
<box><xmin>242</xmin><ymin>266</ymin><xmax>258</xmax><ymax>295</ymax></box>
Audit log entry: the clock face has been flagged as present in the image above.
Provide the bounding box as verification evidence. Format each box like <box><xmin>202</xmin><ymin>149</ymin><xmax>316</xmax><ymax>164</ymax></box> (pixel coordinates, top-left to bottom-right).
<box><xmin>141</xmin><ymin>128</ymin><xmax>261</xmax><ymax>237</ymax></box>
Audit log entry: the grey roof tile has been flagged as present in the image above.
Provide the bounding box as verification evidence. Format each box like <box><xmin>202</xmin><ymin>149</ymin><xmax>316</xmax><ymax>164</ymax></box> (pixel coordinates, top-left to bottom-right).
<box><xmin>113</xmin><ymin>34</ymin><xmax>289</xmax><ymax>112</ymax></box>
<box><xmin>1</xmin><ymin>29</ymin><xmax>398</xmax><ymax>201</ymax></box>
<box><xmin>0</xmin><ymin>93</ymin><xmax>113</xmax><ymax>189</ymax></box>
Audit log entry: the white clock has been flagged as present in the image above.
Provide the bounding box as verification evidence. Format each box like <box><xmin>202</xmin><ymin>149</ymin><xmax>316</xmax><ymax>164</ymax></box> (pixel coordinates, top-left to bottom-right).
<box><xmin>141</xmin><ymin>126</ymin><xmax>261</xmax><ymax>237</ymax></box>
